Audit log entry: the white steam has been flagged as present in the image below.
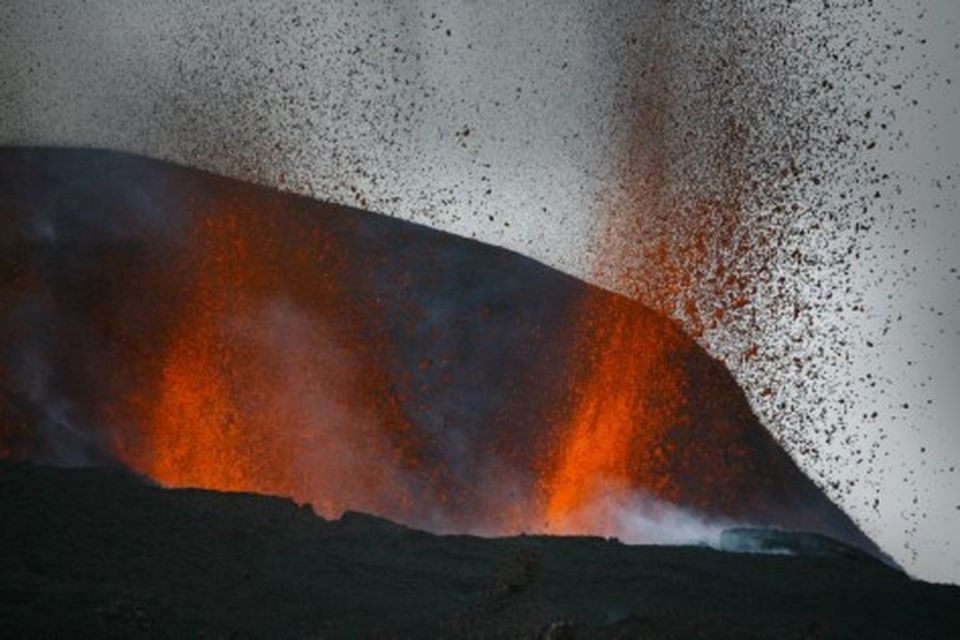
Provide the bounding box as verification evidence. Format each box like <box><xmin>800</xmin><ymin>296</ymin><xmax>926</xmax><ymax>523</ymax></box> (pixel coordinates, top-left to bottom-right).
<box><xmin>543</xmin><ymin>482</ymin><xmax>737</xmax><ymax>549</ymax></box>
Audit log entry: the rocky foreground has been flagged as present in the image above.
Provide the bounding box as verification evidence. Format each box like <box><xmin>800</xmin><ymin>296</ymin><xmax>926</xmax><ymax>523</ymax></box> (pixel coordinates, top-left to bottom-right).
<box><xmin>1</xmin><ymin>462</ymin><xmax>957</xmax><ymax>639</ymax></box>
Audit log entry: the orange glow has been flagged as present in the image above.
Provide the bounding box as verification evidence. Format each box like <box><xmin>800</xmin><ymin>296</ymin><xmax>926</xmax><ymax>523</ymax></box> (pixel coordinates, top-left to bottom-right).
<box><xmin>115</xmin><ymin>194</ymin><xmax>421</xmax><ymax>519</ymax></box>
<box><xmin>536</xmin><ymin>90</ymin><xmax>758</xmax><ymax>532</ymax></box>
<box><xmin>540</xmin><ymin>293</ymin><xmax>688</xmax><ymax>531</ymax></box>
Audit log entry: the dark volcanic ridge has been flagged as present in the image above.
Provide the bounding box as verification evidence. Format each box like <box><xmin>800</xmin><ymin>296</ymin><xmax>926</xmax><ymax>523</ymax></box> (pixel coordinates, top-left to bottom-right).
<box><xmin>2</xmin><ymin>462</ymin><xmax>958</xmax><ymax>639</ymax></box>
<box><xmin>1</xmin><ymin>146</ymin><xmax>882</xmax><ymax>560</ymax></box>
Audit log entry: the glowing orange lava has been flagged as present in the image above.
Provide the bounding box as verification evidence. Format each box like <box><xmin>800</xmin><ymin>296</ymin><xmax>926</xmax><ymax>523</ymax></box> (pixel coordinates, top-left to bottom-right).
<box><xmin>537</xmin><ymin>68</ymin><xmax>760</xmax><ymax>534</ymax></box>
<box><xmin>116</xmin><ymin>193</ymin><xmax>421</xmax><ymax>519</ymax></box>
<box><xmin>539</xmin><ymin>293</ymin><xmax>688</xmax><ymax>531</ymax></box>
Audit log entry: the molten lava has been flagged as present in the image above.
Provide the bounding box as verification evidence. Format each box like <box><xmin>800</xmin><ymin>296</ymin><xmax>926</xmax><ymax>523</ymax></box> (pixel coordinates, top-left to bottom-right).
<box><xmin>116</xmin><ymin>195</ymin><xmax>422</xmax><ymax>519</ymax></box>
<box><xmin>540</xmin><ymin>293</ymin><xmax>688</xmax><ymax>532</ymax></box>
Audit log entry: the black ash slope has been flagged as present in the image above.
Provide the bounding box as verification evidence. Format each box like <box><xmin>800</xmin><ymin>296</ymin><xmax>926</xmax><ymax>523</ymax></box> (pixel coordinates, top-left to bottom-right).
<box><xmin>1</xmin><ymin>462</ymin><xmax>958</xmax><ymax>639</ymax></box>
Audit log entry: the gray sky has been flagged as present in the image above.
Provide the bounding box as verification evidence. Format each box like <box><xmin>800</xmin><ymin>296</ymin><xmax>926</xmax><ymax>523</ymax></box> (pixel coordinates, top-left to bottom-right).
<box><xmin>1</xmin><ymin>0</ymin><xmax>957</xmax><ymax>583</ymax></box>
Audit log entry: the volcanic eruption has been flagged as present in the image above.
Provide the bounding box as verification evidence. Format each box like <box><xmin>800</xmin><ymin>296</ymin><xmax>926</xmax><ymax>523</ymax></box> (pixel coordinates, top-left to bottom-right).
<box><xmin>0</xmin><ymin>146</ymin><xmax>884</xmax><ymax>560</ymax></box>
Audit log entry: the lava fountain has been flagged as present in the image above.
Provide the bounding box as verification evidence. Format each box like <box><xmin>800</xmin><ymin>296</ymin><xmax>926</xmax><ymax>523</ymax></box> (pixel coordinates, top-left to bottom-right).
<box><xmin>117</xmin><ymin>203</ymin><xmax>422</xmax><ymax>518</ymax></box>
<box><xmin>540</xmin><ymin>294</ymin><xmax>688</xmax><ymax>532</ymax></box>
